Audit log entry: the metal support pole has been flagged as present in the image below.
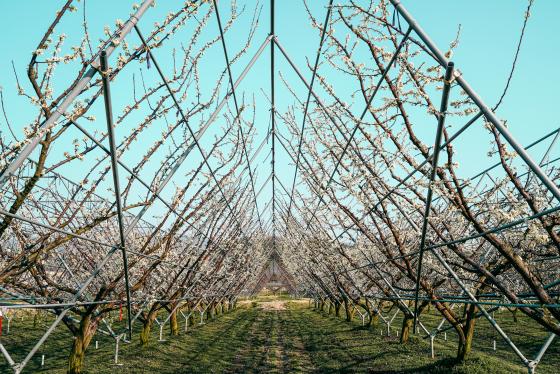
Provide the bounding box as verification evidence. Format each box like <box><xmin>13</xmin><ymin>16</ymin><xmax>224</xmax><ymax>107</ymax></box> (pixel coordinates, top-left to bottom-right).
<box><xmin>134</xmin><ymin>25</ymin><xmax>246</xmax><ymax>235</ymax></box>
<box><xmin>525</xmin><ymin>129</ymin><xmax>560</xmax><ymax>188</ymax></box>
<box><xmin>274</xmin><ymin>29</ymin><xmax>412</xmax><ymax>235</ymax></box>
<box><xmin>0</xmin><ymin>0</ymin><xmax>154</xmax><ymax>187</ymax></box>
<box><xmin>413</xmin><ymin>61</ymin><xmax>454</xmax><ymax>330</ymax></box>
<box><xmin>0</xmin><ymin>343</ymin><xmax>16</xmax><ymax>369</ymax></box>
<box><xmin>158</xmin><ymin>323</ymin><xmax>164</xmax><ymax>342</ymax></box>
<box><xmin>113</xmin><ymin>334</ymin><xmax>123</xmax><ymax>366</ymax></box>
<box><xmin>389</xmin><ymin>0</ymin><xmax>560</xmax><ymax>203</ymax></box>
<box><xmin>270</xmin><ymin>0</ymin><xmax>277</xmax><ymax>246</ymax></box>
<box><xmin>430</xmin><ymin>335</ymin><xmax>435</xmax><ymax>359</ymax></box>
<box><xmin>287</xmin><ymin>0</ymin><xmax>334</xmax><ymax>219</ymax></box>
<box><xmin>100</xmin><ymin>51</ymin><xmax>133</xmax><ymax>340</ymax></box>
<box><xmin>430</xmin><ymin>246</ymin><xmax>529</xmax><ymax>366</ymax></box>
<box><xmin>0</xmin><ymin>208</ymin><xmax>112</xmax><ymax>248</ymax></box>
<box><xmin>529</xmin><ymin>333</ymin><xmax>556</xmax><ymax>373</ymax></box>
<box><xmin>370</xmin><ymin>261</ymin><xmax>430</xmax><ymax>335</ymax></box>
<box><xmin>212</xmin><ymin>0</ymin><xmax>263</xmax><ymax>229</ymax></box>
<box><xmin>2</xmin><ymin>245</ymin><xmax>119</xmax><ymax>373</ymax></box>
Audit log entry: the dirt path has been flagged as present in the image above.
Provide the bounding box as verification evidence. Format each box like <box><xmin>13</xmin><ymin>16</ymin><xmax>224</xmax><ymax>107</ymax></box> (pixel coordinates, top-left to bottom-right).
<box><xmin>227</xmin><ymin>301</ymin><xmax>315</xmax><ymax>373</ymax></box>
<box><xmin>259</xmin><ymin>300</ymin><xmax>287</xmax><ymax>311</ymax></box>
<box><xmin>277</xmin><ymin>308</ymin><xmax>315</xmax><ymax>372</ymax></box>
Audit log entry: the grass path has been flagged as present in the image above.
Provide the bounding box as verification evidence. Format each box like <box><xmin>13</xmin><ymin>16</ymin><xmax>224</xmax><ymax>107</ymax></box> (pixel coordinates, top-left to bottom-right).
<box><xmin>1</xmin><ymin>300</ymin><xmax>558</xmax><ymax>373</ymax></box>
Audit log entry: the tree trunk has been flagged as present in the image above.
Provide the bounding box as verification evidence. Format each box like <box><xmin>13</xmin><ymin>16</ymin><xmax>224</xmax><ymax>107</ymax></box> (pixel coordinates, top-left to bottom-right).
<box><xmin>170</xmin><ymin>309</ymin><xmax>179</xmax><ymax>336</ymax></box>
<box><xmin>369</xmin><ymin>312</ymin><xmax>379</xmax><ymax>327</ymax></box>
<box><xmin>140</xmin><ymin>312</ymin><xmax>157</xmax><ymax>346</ymax></box>
<box><xmin>400</xmin><ymin>300</ymin><xmax>430</xmax><ymax>344</ymax></box>
<box><xmin>510</xmin><ymin>308</ymin><xmax>518</xmax><ymax>323</ymax></box>
<box><xmin>457</xmin><ymin>304</ymin><xmax>477</xmax><ymax>361</ymax></box>
<box><xmin>188</xmin><ymin>311</ymin><xmax>195</xmax><ymax>327</ymax></box>
<box><xmin>335</xmin><ymin>301</ymin><xmax>342</xmax><ymax>317</ymax></box>
<box><xmin>400</xmin><ymin>314</ymin><xmax>414</xmax><ymax>343</ymax></box>
<box><xmin>67</xmin><ymin>315</ymin><xmax>96</xmax><ymax>374</ymax></box>
<box><xmin>206</xmin><ymin>303</ymin><xmax>215</xmax><ymax>320</ymax></box>
<box><xmin>365</xmin><ymin>300</ymin><xmax>378</xmax><ymax>327</ymax></box>
<box><xmin>343</xmin><ymin>298</ymin><xmax>353</xmax><ymax>322</ymax></box>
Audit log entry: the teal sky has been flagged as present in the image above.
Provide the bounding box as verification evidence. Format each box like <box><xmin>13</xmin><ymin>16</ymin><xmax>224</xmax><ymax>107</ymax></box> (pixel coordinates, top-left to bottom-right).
<box><xmin>0</xmin><ymin>1</ymin><xmax>558</xmax><ymax>228</ymax></box>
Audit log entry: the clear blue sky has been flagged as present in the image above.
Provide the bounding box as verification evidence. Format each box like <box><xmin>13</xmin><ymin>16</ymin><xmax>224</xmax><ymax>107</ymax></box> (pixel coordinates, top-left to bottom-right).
<box><xmin>0</xmin><ymin>1</ymin><xmax>558</xmax><ymax>226</ymax></box>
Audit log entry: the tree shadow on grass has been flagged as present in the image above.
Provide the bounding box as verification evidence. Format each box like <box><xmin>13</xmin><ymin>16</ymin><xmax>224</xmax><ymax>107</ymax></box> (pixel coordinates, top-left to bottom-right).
<box><xmin>308</xmin><ymin>355</ymin><xmax>518</xmax><ymax>374</ymax></box>
<box><xmin>172</xmin><ymin>309</ymin><xmax>264</xmax><ymax>374</ymax></box>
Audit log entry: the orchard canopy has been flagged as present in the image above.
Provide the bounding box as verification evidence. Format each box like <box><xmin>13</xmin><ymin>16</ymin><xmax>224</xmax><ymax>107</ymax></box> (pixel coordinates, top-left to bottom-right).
<box><xmin>0</xmin><ymin>1</ymin><xmax>559</xmax><ymax>374</ymax></box>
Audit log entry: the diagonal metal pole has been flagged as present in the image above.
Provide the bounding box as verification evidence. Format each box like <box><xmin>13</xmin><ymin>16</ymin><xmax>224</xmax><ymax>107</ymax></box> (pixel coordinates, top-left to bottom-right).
<box><xmin>273</xmin><ymin>31</ymin><xmax>411</xmax><ymax>233</ymax></box>
<box><xmin>270</xmin><ymin>0</ymin><xmax>277</xmax><ymax>245</ymax></box>
<box><xmin>67</xmin><ymin>117</ymin><xmax>234</xmax><ymax>242</ymax></box>
<box><xmin>12</xmin><ymin>245</ymin><xmax>121</xmax><ymax>373</ymax></box>
<box><xmin>2</xmin><ymin>35</ymin><xmax>269</xmax><ymax>274</ymax></box>
<box><xmin>0</xmin><ymin>0</ymin><xmax>155</xmax><ymax>187</ymax></box>
<box><xmin>462</xmin><ymin>127</ymin><xmax>560</xmax><ymax>187</ymax></box>
<box><xmin>287</xmin><ymin>0</ymin><xmax>333</xmax><ymax>219</ymax></box>
<box><xmin>334</xmin><ymin>120</ymin><xmax>559</xmax><ymax>244</ymax></box>
<box><xmin>390</xmin><ymin>0</ymin><xmax>560</xmax><ymax>204</ymax></box>
<box><xmin>287</xmin><ymin>171</ymin><xmax>431</xmax><ymax>338</ymax></box>
<box><xmin>117</xmin><ymin>35</ymin><xmax>271</xmax><ymax>236</ymax></box>
<box><xmin>0</xmin><ymin>208</ymin><xmax>113</xmax><ymax>248</ymax></box>
<box><xmin>134</xmin><ymin>25</ymin><xmax>246</xmax><ymax>236</ymax></box>
<box><xmin>412</xmin><ymin>61</ymin><xmax>454</xmax><ymax>331</ymax></box>
<box><xmin>99</xmin><ymin>51</ymin><xmax>133</xmax><ymax>340</ymax></box>
<box><xmin>524</xmin><ymin>128</ymin><xmax>560</xmax><ymax>189</ymax></box>
<box><xmin>429</xmin><ymin>246</ymin><xmax>530</xmax><ymax>367</ymax></box>
<box><xmin>530</xmin><ymin>333</ymin><xmax>556</xmax><ymax>373</ymax></box>
<box><xmin>212</xmin><ymin>0</ymin><xmax>263</xmax><ymax>231</ymax></box>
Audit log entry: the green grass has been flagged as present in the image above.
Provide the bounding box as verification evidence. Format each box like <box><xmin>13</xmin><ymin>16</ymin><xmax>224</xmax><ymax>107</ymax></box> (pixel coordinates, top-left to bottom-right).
<box><xmin>0</xmin><ymin>300</ymin><xmax>557</xmax><ymax>373</ymax></box>
<box><xmin>368</xmin><ymin>302</ymin><xmax>560</xmax><ymax>373</ymax></box>
<box><xmin>289</xmin><ymin>303</ymin><xmax>541</xmax><ymax>373</ymax></box>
